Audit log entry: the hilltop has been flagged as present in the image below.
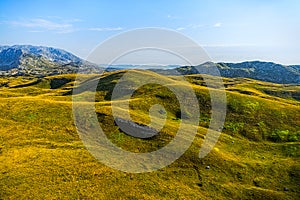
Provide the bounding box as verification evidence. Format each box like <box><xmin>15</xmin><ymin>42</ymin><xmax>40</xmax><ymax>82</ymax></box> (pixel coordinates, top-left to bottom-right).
<box><xmin>0</xmin><ymin>70</ymin><xmax>299</xmax><ymax>199</ymax></box>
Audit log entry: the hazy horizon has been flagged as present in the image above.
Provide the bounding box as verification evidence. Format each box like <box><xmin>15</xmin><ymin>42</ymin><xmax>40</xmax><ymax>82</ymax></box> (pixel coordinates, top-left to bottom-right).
<box><xmin>1</xmin><ymin>0</ymin><xmax>300</xmax><ymax>65</ymax></box>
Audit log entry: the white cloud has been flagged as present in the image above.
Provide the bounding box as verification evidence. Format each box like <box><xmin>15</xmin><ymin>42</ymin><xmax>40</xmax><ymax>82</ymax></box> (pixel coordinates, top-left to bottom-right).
<box><xmin>213</xmin><ymin>22</ymin><xmax>222</xmax><ymax>27</ymax></box>
<box><xmin>5</xmin><ymin>18</ymin><xmax>124</xmax><ymax>33</ymax></box>
<box><xmin>6</xmin><ymin>18</ymin><xmax>76</xmax><ymax>33</ymax></box>
<box><xmin>176</xmin><ymin>27</ymin><xmax>185</xmax><ymax>31</ymax></box>
<box><xmin>88</xmin><ymin>27</ymin><xmax>123</xmax><ymax>31</ymax></box>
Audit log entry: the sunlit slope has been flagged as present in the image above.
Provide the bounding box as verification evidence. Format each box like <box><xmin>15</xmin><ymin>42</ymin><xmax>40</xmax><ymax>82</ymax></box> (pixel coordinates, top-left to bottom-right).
<box><xmin>0</xmin><ymin>70</ymin><xmax>299</xmax><ymax>199</ymax></box>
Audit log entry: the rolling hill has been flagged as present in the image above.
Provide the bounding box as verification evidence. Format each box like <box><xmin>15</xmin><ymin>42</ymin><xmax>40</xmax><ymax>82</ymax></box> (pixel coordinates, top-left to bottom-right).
<box><xmin>0</xmin><ymin>70</ymin><xmax>299</xmax><ymax>199</ymax></box>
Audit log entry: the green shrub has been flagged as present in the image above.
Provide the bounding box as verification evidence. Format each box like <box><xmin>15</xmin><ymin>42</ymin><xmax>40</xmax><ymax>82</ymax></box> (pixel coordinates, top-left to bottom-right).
<box><xmin>287</xmin><ymin>132</ymin><xmax>299</xmax><ymax>142</ymax></box>
<box><xmin>224</xmin><ymin>122</ymin><xmax>244</xmax><ymax>135</ymax></box>
<box><xmin>270</xmin><ymin>130</ymin><xmax>289</xmax><ymax>142</ymax></box>
<box><xmin>244</xmin><ymin>101</ymin><xmax>260</xmax><ymax>114</ymax></box>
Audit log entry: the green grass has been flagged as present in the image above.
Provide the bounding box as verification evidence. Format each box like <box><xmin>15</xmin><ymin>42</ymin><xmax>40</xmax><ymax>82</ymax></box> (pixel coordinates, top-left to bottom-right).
<box><xmin>0</xmin><ymin>71</ymin><xmax>299</xmax><ymax>199</ymax></box>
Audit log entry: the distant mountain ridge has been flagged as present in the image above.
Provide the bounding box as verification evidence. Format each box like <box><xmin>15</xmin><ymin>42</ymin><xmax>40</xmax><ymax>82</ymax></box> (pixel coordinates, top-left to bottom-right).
<box><xmin>0</xmin><ymin>45</ymin><xmax>99</xmax><ymax>76</ymax></box>
<box><xmin>176</xmin><ymin>61</ymin><xmax>300</xmax><ymax>84</ymax></box>
<box><xmin>0</xmin><ymin>45</ymin><xmax>299</xmax><ymax>84</ymax></box>
<box><xmin>0</xmin><ymin>45</ymin><xmax>82</xmax><ymax>70</ymax></box>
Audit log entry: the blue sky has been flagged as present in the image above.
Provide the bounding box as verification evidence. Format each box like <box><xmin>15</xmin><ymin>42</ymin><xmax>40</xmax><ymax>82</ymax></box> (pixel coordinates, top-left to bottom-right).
<box><xmin>0</xmin><ymin>0</ymin><xmax>300</xmax><ymax>64</ymax></box>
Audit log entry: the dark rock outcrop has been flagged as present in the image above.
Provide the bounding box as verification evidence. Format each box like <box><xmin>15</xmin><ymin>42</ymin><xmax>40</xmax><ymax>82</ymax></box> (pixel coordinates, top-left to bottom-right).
<box><xmin>114</xmin><ymin>117</ymin><xmax>158</xmax><ymax>139</ymax></box>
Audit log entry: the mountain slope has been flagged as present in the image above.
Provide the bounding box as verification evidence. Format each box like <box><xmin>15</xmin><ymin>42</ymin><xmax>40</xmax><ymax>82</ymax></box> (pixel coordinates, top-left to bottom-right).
<box><xmin>177</xmin><ymin>61</ymin><xmax>300</xmax><ymax>84</ymax></box>
<box><xmin>0</xmin><ymin>71</ymin><xmax>299</xmax><ymax>199</ymax></box>
<box><xmin>0</xmin><ymin>45</ymin><xmax>99</xmax><ymax>76</ymax></box>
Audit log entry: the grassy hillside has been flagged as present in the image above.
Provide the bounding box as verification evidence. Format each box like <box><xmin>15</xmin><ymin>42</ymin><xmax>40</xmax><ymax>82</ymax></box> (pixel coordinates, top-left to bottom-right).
<box><xmin>0</xmin><ymin>71</ymin><xmax>299</xmax><ymax>199</ymax></box>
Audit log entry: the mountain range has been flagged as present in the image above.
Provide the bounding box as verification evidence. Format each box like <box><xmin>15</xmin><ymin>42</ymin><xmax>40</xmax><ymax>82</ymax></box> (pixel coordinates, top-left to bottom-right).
<box><xmin>0</xmin><ymin>45</ymin><xmax>299</xmax><ymax>84</ymax></box>
<box><xmin>0</xmin><ymin>45</ymin><xmax>99</xmax><ymax>76</ymax></box>
<box><xmin>176</xmin><ymin>61</ymin><xmax>300</xmax><ymax>84</ymax></box>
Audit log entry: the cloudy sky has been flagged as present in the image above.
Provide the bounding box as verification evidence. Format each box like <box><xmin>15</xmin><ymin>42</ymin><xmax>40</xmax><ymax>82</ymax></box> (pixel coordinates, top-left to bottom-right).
<box><xmin>0</xmin><ymin>0</ymin><xmax>300</xmax><ymax>64</ymax></box>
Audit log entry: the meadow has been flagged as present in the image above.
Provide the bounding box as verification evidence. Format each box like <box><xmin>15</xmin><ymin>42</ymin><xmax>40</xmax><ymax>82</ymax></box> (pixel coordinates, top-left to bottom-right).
<box><xmin>0</xmin><ymin>70</ymin><xmax>299</xmax><ymax>199</ymax></box>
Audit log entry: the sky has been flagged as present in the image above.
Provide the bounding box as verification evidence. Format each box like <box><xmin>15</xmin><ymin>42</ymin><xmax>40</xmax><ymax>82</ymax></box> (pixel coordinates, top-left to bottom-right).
<box><xmin>0</xmin><ymin>0</ymin><xmax>300</xmax><ymax>65</ymax></box>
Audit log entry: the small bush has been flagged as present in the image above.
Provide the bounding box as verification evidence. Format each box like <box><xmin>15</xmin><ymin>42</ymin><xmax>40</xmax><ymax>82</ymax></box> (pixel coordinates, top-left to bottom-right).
<box><xmin>270</xmin><ymin>130</ymin><xmax>289</xmax><ymax>142</ymax></box>
<box><xmin>287</xmin><ymin>132</ymin><xmax>299</xmax><ymax>142</ymax></box>
<box><xmin>224</xmin><ymin>122</ymin><xmax>244</xmax><ymax>135</ymax></box>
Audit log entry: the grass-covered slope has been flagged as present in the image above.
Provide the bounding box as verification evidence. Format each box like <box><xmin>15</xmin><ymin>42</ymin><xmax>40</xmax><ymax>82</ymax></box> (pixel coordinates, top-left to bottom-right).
<box><xmin>0</xmin><ymin>71</ymin><xmax>299</xmax><ymax>199</ymax></box>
